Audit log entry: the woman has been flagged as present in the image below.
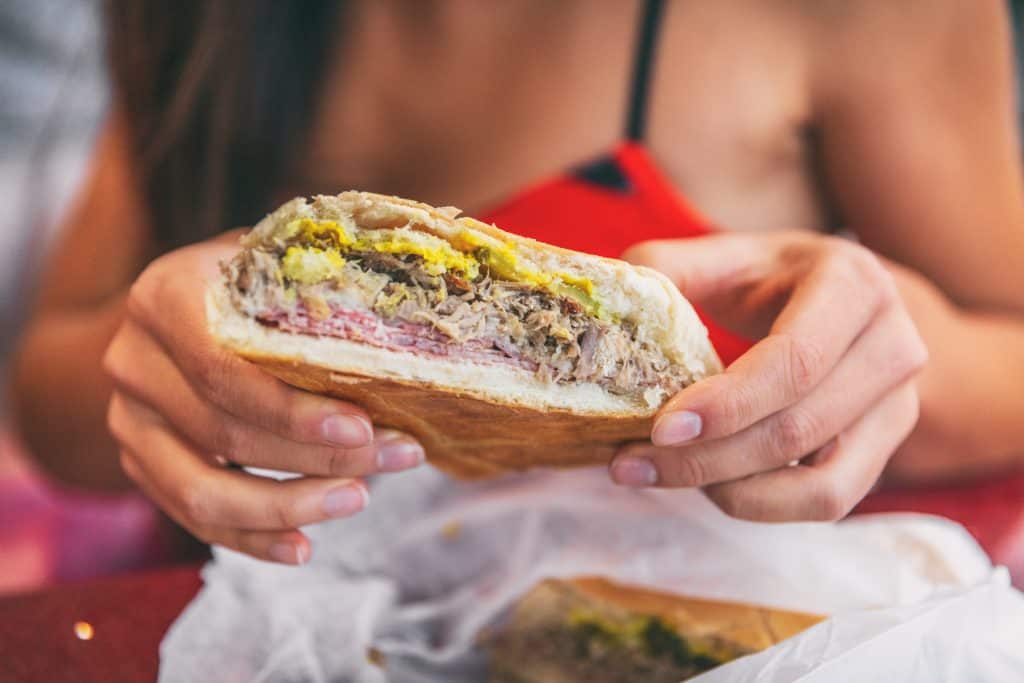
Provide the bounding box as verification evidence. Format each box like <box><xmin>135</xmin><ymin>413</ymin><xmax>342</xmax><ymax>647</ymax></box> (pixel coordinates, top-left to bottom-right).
<box><xmin>11</xmin><ymin>0</ymin><xmax>1024</xmax><ymax>565</ymax></box>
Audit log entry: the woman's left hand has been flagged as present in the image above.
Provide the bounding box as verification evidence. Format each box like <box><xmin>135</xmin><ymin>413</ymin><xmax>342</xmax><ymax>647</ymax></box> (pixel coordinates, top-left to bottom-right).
<box><xmin>610</xmin><ymin>231</ymin><xmax>928</xmax><ymax>522</ymax></box>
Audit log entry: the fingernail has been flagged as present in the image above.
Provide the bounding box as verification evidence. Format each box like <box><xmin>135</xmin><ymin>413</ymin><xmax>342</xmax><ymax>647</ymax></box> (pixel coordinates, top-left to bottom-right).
<box><xmin>652</xmin><ymin>411</ymin><xmax>702</xmax><ymax>446</ymax></box>
<box><xmin>376</xmin><ymin>437</ymin><xmax>425</xmax><ymax>473</ymax></box>
<box><xmin>322</xmin><ymin>414</ymin><xmax>372</xmax><ymax>447</ymax></box>
<box><xmin>322</xmin><ymin>484</ymin><xmax>368</xmax><ymax>517</ymax></box>
<box><xmin>269</xmin><ymin>542</ymin><xmax>302</xmax><ymax>564</ymax></box>
<box><xmin>610</xmin><ymin>457</ymin><xmax>658</xmax><ymax>487</ymax></box>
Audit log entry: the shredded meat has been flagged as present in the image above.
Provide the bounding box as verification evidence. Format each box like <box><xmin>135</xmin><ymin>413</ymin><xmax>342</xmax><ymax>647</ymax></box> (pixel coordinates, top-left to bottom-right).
<box><xmin>224</xmin><ymin>245</ymin><xmax>690</xmax><ymax>401</ymax></box>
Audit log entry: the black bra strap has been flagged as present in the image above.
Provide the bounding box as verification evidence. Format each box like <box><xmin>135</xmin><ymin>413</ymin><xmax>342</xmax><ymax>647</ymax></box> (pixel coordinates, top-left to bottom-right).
<box><xmin>625</xmin><ymin>0</ymin><xmax>667</xmax><ymax>141</ymax></box>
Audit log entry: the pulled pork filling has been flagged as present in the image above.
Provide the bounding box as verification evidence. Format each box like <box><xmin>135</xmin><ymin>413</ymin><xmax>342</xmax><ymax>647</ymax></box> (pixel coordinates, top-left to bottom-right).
<box><xmin>224</xmin><ymin>237</ymin><xmax>690</xmax><ymax>401</ymax></box>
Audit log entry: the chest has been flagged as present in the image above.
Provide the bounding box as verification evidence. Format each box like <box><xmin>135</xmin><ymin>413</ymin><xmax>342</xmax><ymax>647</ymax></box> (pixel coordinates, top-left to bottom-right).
<box><xmin>296</xmin><ymin>1</ymin><xmax>827</xmax><ymax>233</ymax></box>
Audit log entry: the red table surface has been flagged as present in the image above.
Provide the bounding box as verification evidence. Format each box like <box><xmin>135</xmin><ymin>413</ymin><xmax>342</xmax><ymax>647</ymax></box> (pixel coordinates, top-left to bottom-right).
<box><xmin>2</xmin><ymin>474</ymin><xmax>1023</xmax><ymax>682</ymax></box>
<box><xmin>0</xmin><ymin>565</ymin><xmax>202</xmax><ymax>683</ymax></box>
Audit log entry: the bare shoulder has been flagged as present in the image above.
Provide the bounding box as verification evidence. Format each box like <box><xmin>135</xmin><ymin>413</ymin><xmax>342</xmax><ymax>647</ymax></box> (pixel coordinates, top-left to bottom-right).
<box><xmin>797</xmin><ymin>0</ymin><xmax>1006</xmax><ymax>44</ymax></box>
<box><xmin>796</xmin><ymin>0</ymin><xmax>1012</xmax><ymax>105</ymax></box>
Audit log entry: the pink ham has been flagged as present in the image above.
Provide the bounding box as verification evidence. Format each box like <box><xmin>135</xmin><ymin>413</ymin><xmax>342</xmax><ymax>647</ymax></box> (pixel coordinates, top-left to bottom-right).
<box><xmin>257</xmin><ymin>307</ymin><xmax>539</xmax><ymax>372</ymax></box>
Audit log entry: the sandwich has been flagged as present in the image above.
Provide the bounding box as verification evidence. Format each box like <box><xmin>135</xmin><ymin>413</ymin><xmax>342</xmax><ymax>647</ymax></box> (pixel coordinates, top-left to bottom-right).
<box><xmin>482</xmin><ymin>577</ymin><xmax>823</xmax><ymax>683</ymax></box>
<box><xmin>209</xmin><ymin>191</ymin><xmax>721</xmax><ymax>477</ymax></box>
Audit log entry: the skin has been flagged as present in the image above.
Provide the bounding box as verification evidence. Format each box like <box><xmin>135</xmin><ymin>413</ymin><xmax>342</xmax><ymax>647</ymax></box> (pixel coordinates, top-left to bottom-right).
<box><xmin>11</xmin><ymin>0</ymin><xmax>1024</xmax><ymax>562</ymax></box>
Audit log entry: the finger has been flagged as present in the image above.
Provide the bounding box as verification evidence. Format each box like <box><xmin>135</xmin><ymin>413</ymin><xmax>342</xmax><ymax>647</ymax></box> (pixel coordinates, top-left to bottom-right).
<box><xmin>109</xmin><ymin>393</ymin><xmax>369</xmax><ymax>530</ymax></box>
<box><xmin>212</xmin><ymin>227</ymin><xmax>248</xmax><ymax>245</ymax></box>
<box><xmin>106</xmin><ymin>322</ymin><xmax>422</xmax><ymax>476</ymax></box>
<box><xmin>123</xmin><ymin>248</ymin><xmax>374</xmax><ymax>448</ymax></box>
<box><xmin>703</xmin><ymin>382</ymin><xmax>920</xmax><ymax>522</ymax></box>
<box><xmin>212</xmin><ymin>428</ymin><xmax>421</xmax><ymax>478</ymax></box>
<box><xmin>652</xmin><ymin>242</ymin><xmax>897</xmax><ymax>446</ymax></box>
<box><xmin>612</xmin><ymin>307</ymin><xmax>926</xmax><ymax>487</ymax></box>
<box><xmin>121</xmin><ymin>449</ymin><xmax>313</xmax><ymax>565</ymax></box>
<box><xmin>621</xmin><ymin>233</ymin><xmax>773</xmax><ymax>302</ymax></box>
<box><xmin>212</xmin><ymin>528</ymin><xmax>313</xmax><ymax>565</ymax></box>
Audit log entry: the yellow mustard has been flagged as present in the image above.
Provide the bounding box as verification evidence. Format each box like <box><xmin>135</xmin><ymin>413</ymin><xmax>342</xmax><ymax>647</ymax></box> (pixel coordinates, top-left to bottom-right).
<box><xmin>281</xmin><ymin>219</ymin><xmax>603</xmax><ymax>316</ymax></box>
<box><xmin>284</xmin><ymin>218</ymin><xmax>354</xmax><ymax>248</ymax></box>
<box><xmin>354</xmin><ymin>238</ymin><xmax>481</xmax><ymax>279</ymax></box>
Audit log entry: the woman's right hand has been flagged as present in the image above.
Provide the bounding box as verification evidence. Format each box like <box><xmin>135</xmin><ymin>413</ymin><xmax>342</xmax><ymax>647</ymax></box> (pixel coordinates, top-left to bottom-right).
<box><xmin>103</xmin><ymin>237</ymin><xmax>425</xmax><ymax>564</ymax></box>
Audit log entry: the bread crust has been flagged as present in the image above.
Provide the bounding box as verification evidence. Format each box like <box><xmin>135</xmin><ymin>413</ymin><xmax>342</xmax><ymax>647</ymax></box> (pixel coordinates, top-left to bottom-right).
<box><xmin>233</xmin><ymin>349</ymin><xmax>653</xmax><ymax>479</ymax></box>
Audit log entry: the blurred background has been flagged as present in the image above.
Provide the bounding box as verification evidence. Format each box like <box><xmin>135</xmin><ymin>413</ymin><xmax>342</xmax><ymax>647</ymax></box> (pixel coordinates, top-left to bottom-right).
<box><xmin>0</xmin><ymin>0</ymin><xmax>163</xmax><ymax>595</ymax></box>
<box><xmin>2</xmin><ymin>0</ymin><xmax>1024</xmax><ymax>596</ymax></box>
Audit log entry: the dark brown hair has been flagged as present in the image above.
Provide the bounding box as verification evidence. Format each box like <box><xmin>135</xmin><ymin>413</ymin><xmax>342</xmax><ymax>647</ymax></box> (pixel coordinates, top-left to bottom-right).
<box><xmin>106</xmin><ymin>1</ymin><xmax>343</xmax><ymax>250</ymax></box>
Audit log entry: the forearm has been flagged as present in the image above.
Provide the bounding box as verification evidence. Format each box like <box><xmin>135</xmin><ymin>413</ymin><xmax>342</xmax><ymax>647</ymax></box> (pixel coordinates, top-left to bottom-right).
<box><xmin>9</xmin><ymin>295</ymin><xmax>130</xmax><ymax>490</ymax></box>
<box><xmin>885</xmin><ymin>264</ymin><xmax>1024</xmax><ymax>484</ymax></box>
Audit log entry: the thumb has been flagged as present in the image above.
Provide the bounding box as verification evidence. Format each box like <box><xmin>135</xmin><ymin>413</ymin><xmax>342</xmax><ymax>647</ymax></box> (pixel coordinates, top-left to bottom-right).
<box><xmin>620</xmin><ymin>234</ymin><xmax>767</xmax><ymax>303</ymax></box>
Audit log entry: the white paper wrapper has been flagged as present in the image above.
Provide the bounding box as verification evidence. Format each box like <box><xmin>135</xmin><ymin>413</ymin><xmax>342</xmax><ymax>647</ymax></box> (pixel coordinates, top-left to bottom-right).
<box><xmin>160</xmin><ymin>467</ymin><xmax>1024</xmax><ymax>682</ymax></box>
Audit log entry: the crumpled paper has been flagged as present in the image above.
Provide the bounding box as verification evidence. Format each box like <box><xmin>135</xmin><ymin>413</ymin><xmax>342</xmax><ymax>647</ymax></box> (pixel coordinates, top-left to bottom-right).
<box><xmin>160</xmin><ymin>466</ymin><xmax>1024</xmax><ymax>682</ymax></box>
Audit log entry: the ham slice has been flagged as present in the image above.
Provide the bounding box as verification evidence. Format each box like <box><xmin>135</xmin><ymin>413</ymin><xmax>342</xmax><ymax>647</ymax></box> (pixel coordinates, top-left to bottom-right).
<box><xmin>257</xmin><ymin>306</ymin><xmax>539</xmax><ymax>372</ymax></box>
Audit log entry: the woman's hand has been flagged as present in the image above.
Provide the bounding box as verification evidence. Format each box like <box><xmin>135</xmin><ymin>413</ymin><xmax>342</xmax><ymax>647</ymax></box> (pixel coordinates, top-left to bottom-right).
<box><xmin>610</xmin><ymin>232</ymin><xmax>928</xmax><ymax>522</ymax></box>
<box><xmin>103</xmin><ymin>238</ymin><xmax>424</xmax><ymax>564</ymax></box>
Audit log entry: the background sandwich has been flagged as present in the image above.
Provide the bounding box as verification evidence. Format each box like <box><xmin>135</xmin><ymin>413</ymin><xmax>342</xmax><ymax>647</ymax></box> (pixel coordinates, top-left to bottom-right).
<box><xmin>482</xmin><ymin>577</ymin><xmax>823</xmax><ymax>683</ymax></box>
<box><xmin>209</xmin><ymin>191</ymin><xmax>721</xmax><ymax>477</ymax></box>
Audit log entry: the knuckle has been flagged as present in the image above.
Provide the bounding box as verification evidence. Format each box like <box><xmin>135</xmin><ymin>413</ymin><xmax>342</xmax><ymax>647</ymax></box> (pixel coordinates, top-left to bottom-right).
<box><xmin>275</xmin><ymin>392</ymin><xmax>306</xmax><ymax>439</ymax></box>
<box><xmin>101</xmin><ymin>330</ymin><xmax>153</xmax><ymax>399</ymax></box>
<box><xmin>125</xmin><ymin>265</ymin><xmax>163</xmax><ymax>321</ymax></box>
<box><xmin>178</xmin><ymin>480</ymin><xmax>215</xmax><ymax>526</ymax></box>
<box><xmin>270</xmin><ymin>493</ymin><xmax>300</xmax><ymax>529</ymax></box>
<box><xmin>782</xmin><ymin>333</ymin><xmax>827</xmax><ymax>396</ymax></box>
<box><xmin>906</xmin><ymin>387</ymin><xmax>921</xmax><ymax>425</ymax></box>
<box><xmin>909</xmin><ymin>337</ymin><xmax>929</xmax><ymax>370</ymax></box>
<box><xmin>118</xmin><ymin>451</ymin><xmax>140</xmax><ymax>482</ymax></box>
<box><xmin>703</xmin><ymin>485</ymin><xmax>738</xmax><ymax>516</ymax></box>
<box><xmin>715</xmin><ymin>382</ymin><xmax>755</xmax><ymax>434</ymax></box>
<box><xmin>809</xmin><ymin>477</ymin><xmax>854</xmax><ymax>522</ymax></box>
<box><xmin>124</xmin><ymin>281</ymin><xmax>148</xmax><ymax>320</ymax></box>
<box><xmin>218</xmin><ymin>528</ymin><xmax>252</xmax><ymax>555</ymax></box>
<box><xmin>886</xmin><ymin>317</ymin><xmax>930</xmax><ymax>380</ymax></box>
<box><xmin>218</xmin><ymin>420</ymin><xmax>253</xmax><ymax>462</ymax></box>
<box><xmin>194</xmin><ymin>351</ymin><xmax>234</xmax><ymax>406</ymax></box>
<box><xmin>666</xmin><ymin>451</ymin><xmax>709</xmax><ymax>487</ymax></box>
<box><xmin>101</xmin><ymin>338</ymin><xmax>125</xmax><ymax>383</ymax></box>
<box><xmin>892</xmin><ymin>338</ymin><xmax>928</xmax><ymax>379</ymax></box>
<box><xmin>317</xmin><ymin>446</ymin><xmax>374</xmax><ymax>479</ymax></box>
<box><xmin>832</xmin><ymin>241</ymin><xmax>895</xmax><ymax>301</ymax></box>
<box><xmin>772</xmin><ymin>409</ymin><xmax>822</xmax><ymax>458</ymax></box>
<box><xmin>706</xmin><ymin>486</ymin><xmax>758</xmax><ymax>521</ymax></box>
<box><xmin>898</xmin><ymin>385</ymin><xmax>922</xmax><ymax>434</ymax></box>
<box><xmin>106</xmin><ymin>395</ymin><xmax>128</xmax><ymax>444</ymax></box>
<box><xmin>322</xmin><ymin>449</ymin><xmax>346</xmax><ymax>477</ymax></box>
